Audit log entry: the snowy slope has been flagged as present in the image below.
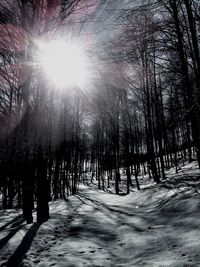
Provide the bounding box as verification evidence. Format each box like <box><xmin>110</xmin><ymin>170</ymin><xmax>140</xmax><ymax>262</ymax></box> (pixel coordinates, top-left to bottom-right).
<box><xmin>0</xmin><ymin>162</ymin><xmax>200</xmax><ymax>267</ymax></box>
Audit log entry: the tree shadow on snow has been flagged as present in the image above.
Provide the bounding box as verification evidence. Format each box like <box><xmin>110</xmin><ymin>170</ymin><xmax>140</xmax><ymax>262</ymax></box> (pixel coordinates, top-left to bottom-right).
<box><xmin>161</xmin><ymin>172</ymin><xmax>200</xmax><ymax>191</ymax></box>
<box><xmin>0</xmin><ymin>214</ymin><xmax>23</xmax><ymax>232</ymax></box>
<box><xmin>69</xmin><ymin>217</ymin><xmax>117</xmax><ymax>243</ymax></box>
<box><xmin>76</xmin><ymin>194</ymin><xmax>148</xmax><ymax>235</ymax></box>
<box><xmin>0</xmin><ymin>217</ymin><xmax>23</xmax><ymax>251</ymax></box>
<box><xmin>77</xmin><ymin>190</ymin><xmax>200</xmax><ymax>233</ymax></box>
<box><xmin>2</xmin><ymin>223</ymin><xmax>41</xmax><ymax>267</ymax></box>
<box><xmin>75</xmin><ymin>191</ymin><xmax>200</xmax><ymax>265</ymax></box>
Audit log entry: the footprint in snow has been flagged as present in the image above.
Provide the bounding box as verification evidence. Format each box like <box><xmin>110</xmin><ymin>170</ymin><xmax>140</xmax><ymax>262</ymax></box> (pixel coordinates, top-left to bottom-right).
<box><xmin>57</xmin><ymin>253</ymin><xmax>64</xmax><ymax>257</ymax></box>
<box><xmin>36</xmin><ymin>248</ymin><xmax>45</xmax><ymax>253</ymax></box>
<box><xmin>34</xmin><ymin>259</ymin><xmax>40</xmax><ymax>264</ymax></box>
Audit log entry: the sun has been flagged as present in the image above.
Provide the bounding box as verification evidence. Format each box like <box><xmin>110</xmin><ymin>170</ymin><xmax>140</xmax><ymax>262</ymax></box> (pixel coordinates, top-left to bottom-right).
<box><xmin>39</xmin><ymin>40</ymin><xmax>89</xmax><ymax>88</ymax></box>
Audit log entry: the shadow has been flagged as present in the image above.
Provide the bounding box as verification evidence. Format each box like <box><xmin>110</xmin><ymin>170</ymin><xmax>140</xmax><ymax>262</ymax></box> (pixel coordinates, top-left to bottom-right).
<box><xmin>4</xmin><ymin>223</ymin><xmax>41</xmax><ymax>267</ymax></box>
<box><xmin>0</xmin><ymin>224</ymin><xmax>23</xmax><ymax>250</ymax></box>
<box><xmin>0</xmin><ymin>215</ymin><xmax>22</xmax><ymax>232</ymax></box>
<box><xmin>82</xmin><ymin>179</ymin><xmax>116</xmax><ymax>195</ymax></box>
<box><xmin>75</xmin><ymin>188</ymin><xmax>200</xmax><ymax>266</ymax></box>
<box><xmin>76</xmin><ymin>194</ymin><xmax>149</xmax><ymax>233</ymax></box>
<box><xmin>69</xmin><ymin>216</ymin><xmax>117</xmax><ymax>242</ymax></box>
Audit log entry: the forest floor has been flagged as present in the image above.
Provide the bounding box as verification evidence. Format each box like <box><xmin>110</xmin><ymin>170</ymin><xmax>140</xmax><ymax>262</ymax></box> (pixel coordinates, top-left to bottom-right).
<box><xmin>0</xmin><ymin>161</ymin><xmax>200</xmax><ymax>267</ymax></box>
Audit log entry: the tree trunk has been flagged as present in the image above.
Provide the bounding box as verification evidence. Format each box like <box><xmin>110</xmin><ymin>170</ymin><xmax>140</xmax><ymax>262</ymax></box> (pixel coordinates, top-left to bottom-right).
<box><xmin>36</xmin><ymin>147</ymin><xmax>50</xmax><ymax>223</ymax></box>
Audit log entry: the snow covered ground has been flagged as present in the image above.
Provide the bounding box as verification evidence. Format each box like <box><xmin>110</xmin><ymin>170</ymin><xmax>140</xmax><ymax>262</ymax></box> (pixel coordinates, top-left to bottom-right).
<box><xmin>0</xmin><ymin>161</ymin><xmax>200</xmax><ymax>266</ymax></box>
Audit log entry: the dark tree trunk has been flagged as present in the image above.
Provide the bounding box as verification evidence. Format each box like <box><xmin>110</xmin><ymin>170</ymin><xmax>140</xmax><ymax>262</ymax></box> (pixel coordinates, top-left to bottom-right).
<box><xmin>36</xmin><ymin>147</ymin><xmax>50</xmax><ymax>223</ymax></box>
<box><xmin>22</xmin><ymin>157</ymin><xmax>34</xmax><ymax>224</ymax></box>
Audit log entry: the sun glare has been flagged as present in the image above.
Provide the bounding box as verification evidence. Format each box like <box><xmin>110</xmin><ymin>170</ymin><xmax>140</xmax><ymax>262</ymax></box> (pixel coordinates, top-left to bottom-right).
<box><xmin>39</xmin><ymin>40</ymin><xmax>89</xmax><ymax>88</ymax></box>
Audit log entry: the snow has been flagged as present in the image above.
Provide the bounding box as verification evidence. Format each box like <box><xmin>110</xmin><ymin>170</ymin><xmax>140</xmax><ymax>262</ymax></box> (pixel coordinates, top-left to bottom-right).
<box><xmin>0</xmin><ymin>161</ymin><xmax>200</xmax><ymax>266</ymax></box>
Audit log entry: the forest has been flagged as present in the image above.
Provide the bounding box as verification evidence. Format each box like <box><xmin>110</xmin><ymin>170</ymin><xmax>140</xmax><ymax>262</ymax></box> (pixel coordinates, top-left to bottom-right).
<box><xmin>0</xmin><ymin>0</ymin><xmax>200</xmax><ymax>266</ymax></box>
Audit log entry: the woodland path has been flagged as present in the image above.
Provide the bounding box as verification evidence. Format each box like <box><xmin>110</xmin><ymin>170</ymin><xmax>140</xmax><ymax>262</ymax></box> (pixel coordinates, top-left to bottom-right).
<box><xmin>0</xmin><ymin>182</ymin><xmax>200</xmax><ymax>266</ymax></box>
